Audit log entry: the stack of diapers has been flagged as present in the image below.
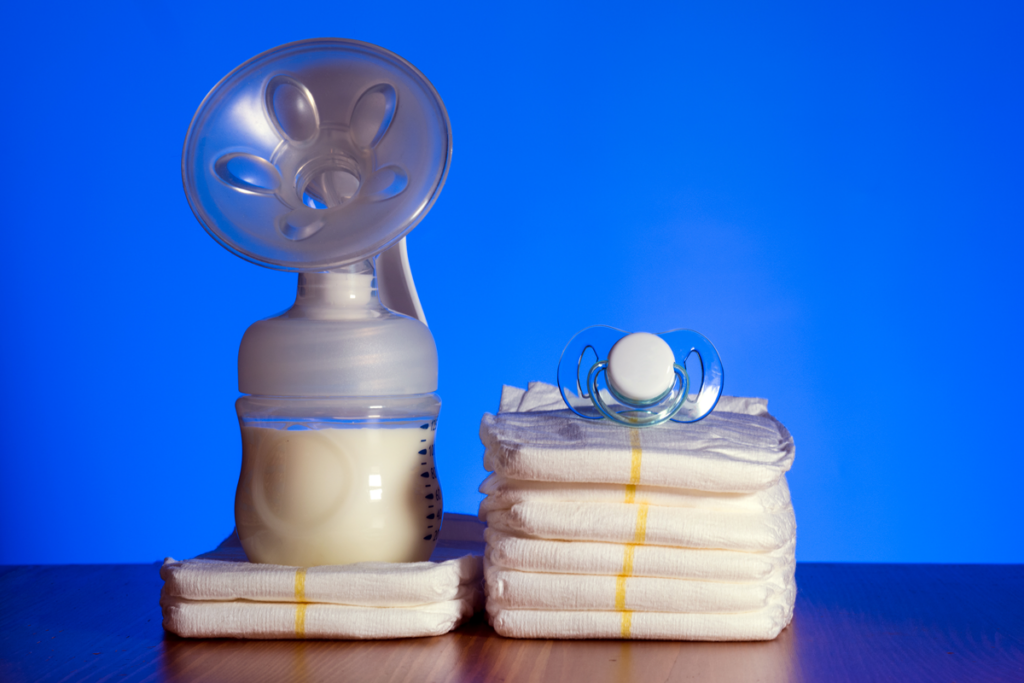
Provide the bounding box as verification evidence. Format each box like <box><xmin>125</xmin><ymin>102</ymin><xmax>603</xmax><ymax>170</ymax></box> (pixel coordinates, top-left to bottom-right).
<box><xmin>161</xmin><ymin>527</ymin><xmax>483</xmax><ymax>640</ymax></box>
<box><xmin>479</xmin><ymin>382</ymin><xmax>796</xmax><ymax>641</ymax></box>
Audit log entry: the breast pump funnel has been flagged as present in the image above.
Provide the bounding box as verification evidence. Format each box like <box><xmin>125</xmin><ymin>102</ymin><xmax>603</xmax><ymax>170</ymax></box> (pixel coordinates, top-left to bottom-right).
<box><xmin>182</xmin><ymin>39</ymin><xmax>451</xmax><ymax>567</ymax></box>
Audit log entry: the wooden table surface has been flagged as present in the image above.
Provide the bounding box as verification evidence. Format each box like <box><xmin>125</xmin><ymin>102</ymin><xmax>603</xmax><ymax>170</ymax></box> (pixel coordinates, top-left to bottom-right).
<box><xmin>1</xmin><ymin>561</ymin><xmax>1022</xmax><ymax>682</ymax></box>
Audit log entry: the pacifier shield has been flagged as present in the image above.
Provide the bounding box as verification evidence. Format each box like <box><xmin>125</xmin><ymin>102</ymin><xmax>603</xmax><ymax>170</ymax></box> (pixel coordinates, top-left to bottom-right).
<box><xmin>557</xmin><ymin>325</ymin><xmax>725</xmax><ymax>426</ymax></box>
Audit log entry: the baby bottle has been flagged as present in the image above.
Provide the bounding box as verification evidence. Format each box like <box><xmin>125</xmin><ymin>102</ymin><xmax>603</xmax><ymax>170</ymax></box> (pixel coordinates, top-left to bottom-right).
<box><xmin>181</xmin><ymin>39</ymin><xmax>452</xmax><ymax>565</ymax></box>
<box><xmin>234</xmin><ymin>258</ymin><xmax>442</xmax><ymax>566</ymax></box>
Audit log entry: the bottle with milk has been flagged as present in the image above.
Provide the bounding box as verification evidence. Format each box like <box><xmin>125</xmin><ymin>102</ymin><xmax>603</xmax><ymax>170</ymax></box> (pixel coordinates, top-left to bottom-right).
<box><xmin>180</xmin><ymin>39</ymin><xmax>453</xmax><ymax>566</ymax></box>
<box><xmin>234</xmin><ymin>261</ymin><xmax>442</xmax><ymax>566</ymax></box>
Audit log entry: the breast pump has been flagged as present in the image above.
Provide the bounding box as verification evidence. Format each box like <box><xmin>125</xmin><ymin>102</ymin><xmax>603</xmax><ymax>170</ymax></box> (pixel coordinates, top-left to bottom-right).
<box><xmin>182</xmin><ymin>39</ymin><xmax>451</xmax><ymax>567</ymax></box>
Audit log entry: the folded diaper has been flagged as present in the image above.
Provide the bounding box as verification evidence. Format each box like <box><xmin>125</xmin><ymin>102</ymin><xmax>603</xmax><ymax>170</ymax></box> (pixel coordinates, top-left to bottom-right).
<box><xmin>487</xmin><ymin>600</ymin><xmax>794</xmax><ymax>641</ymax></box>
<box><xmin>161</xmin><ymin>519</ymin><xmax>484</xmax><ymax>640</ymax></box>
<box><xmin>162</xmin><ymin>595</ymin><xmax>479</xmax><ymax>640</ymax></box>
<box><xmin>485</xmin><ymin>501</ymin><xmax>795</xmax><ymax>552</ymax></box>
<box><xmin>484</xmin><ymin>558</ymin><xmax>793</xmax><ymax>613</ymax></box>
<box><xmin>481</xmin><ymin>385</ymin><xmax>794</xmax><ymax>493</ymax></box>
<box><xmin>484</xmin><ymin>528</ymin><xmax>795</xmax><ymax>582</ymax></box>
<box><xmin>161</xmin><ymin>554</ymin><xmax>482</xmax><ymax>606</ymax></box>
<box><xmin>479</xmin><ymin>474</ymin><xmax>792</xmax><ymax>516</ymax></box>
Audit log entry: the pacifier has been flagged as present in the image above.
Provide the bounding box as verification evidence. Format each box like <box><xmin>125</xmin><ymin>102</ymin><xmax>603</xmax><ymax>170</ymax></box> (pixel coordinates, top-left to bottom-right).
<box><xmin>557</xmin><ymin>326</ymin><xmax>724</xmax><ymax>427</ymax></box>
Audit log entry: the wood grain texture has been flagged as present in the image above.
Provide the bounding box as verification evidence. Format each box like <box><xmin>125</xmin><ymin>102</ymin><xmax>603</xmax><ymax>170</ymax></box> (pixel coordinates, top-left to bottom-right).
<box><xmin>1</xmin><ymin>562</ymin><xmax>1022</xmax><ymax>682</ymax></box>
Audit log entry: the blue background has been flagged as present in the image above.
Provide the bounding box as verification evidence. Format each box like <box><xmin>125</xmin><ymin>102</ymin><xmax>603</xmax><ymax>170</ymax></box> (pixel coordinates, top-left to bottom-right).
<box><xmin>1</xmin><ymin>1</ymin><xmax>1021</xmax><ymax>564</ymax></box>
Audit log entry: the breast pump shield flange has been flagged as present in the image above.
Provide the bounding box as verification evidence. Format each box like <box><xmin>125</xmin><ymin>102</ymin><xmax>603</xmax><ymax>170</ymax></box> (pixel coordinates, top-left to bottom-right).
<box><xmin>183</xmin><ymin>38</ymin><xmax>450</xmax><ymax>271</ymax></box>
<box><xmin>182</xmin><ymin>39</ymin><xmax>452</xmax><ymax>567</ymax></box>
<box><xmin>557</xmin><ymin>326</ymin><xmax>724</xmax><ymax>427</ymax></box>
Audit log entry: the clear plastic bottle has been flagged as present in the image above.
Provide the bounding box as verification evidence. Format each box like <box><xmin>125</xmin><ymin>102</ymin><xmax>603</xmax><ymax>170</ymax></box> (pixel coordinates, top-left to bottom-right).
<box><xmin>233</xmin><ymin>261</ymin><xmax>442</xmax><ymax>566</ymax></box>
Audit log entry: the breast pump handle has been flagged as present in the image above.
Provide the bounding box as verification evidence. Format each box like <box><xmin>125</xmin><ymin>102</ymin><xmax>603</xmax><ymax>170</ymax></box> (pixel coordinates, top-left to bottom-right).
<box><xmin>376</xmin><ymin>237</ymin><xmax>428</xmax><ymax>326</ymax></box>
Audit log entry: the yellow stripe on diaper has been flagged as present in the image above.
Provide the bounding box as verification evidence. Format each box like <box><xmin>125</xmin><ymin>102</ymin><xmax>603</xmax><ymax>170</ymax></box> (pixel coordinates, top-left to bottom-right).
<box><xmin>621</xmin><ymin>611</ymin><xmax>633</xmax><ymax>638</ymax></box>
<box><xmin>295</xmin><ymin>567</ymin><xmax>308</xmax><ymax>602</ymax></box>
<box><xmin>624</xmin><ymin>484</ymin><xmax>636</xmax><ymax>505</ymax></box>
<box><xmin>621</xmin><ymin>544</ymin><xmax>636</xmax><ymax>576</ymax></box>
<box><xmin>633</xmin><ymin>503</ymin><xmax>649</xmax><ymax>545</ymax></box>
<box><xmin>628</xmin><ymin>429</ymin><xmax>643</xmax><ymax>486</ymax></box>
<box><xmin>614</xmin><ymin>575</ymin><xmax>628</xmax><ymax>610</ymax></box>
<box><xmin>295</xmin><ymin>568</ymin><xmax>308</xmax><ymax>638</ymax></box>
<box><xmin>616</xmin><ymin>429</ymin><xmax>644</xmax><ymax>639</ymax></box>
<box><xmin>612</xmin><ymin>504</ymin><xmax>649</xmax><ymax>638</ymax></box>
<box><xmin>614</xmin><ymin>545</ymin><xmax>636</xmax><ymax>612</ymax></box>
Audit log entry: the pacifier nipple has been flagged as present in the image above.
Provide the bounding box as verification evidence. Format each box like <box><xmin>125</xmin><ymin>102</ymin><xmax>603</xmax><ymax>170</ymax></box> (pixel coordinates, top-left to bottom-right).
<box><xmin>607</xmin><ymin>333</ymin><xmax>676</xmax><ymax>403</ymax></box>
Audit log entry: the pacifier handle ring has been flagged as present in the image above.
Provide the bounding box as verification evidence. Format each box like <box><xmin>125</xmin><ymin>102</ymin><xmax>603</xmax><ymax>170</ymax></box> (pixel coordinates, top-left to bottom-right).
<box><xmin>587</xmin><ymin>362</ymin><xmax>690</xmax><ymax>427</ymax></box>
<box><xmin>662</xmin><ymin>330</ymin><xmax>724</xmax><ymax>424</ymax></box>
<box><xmin>556</xmin><ymin>325</ymin><xmax>627</xmax><ymax>420</ymax></box>
<box><xmin>680</xmin><ymin>348</ymin><xmax>704</xmax><ymax>403</ymax></box>
<box><xmin>577</xmin><ymin>344</ymin><xmax>598</xmax><ymax>399</ymax></box>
